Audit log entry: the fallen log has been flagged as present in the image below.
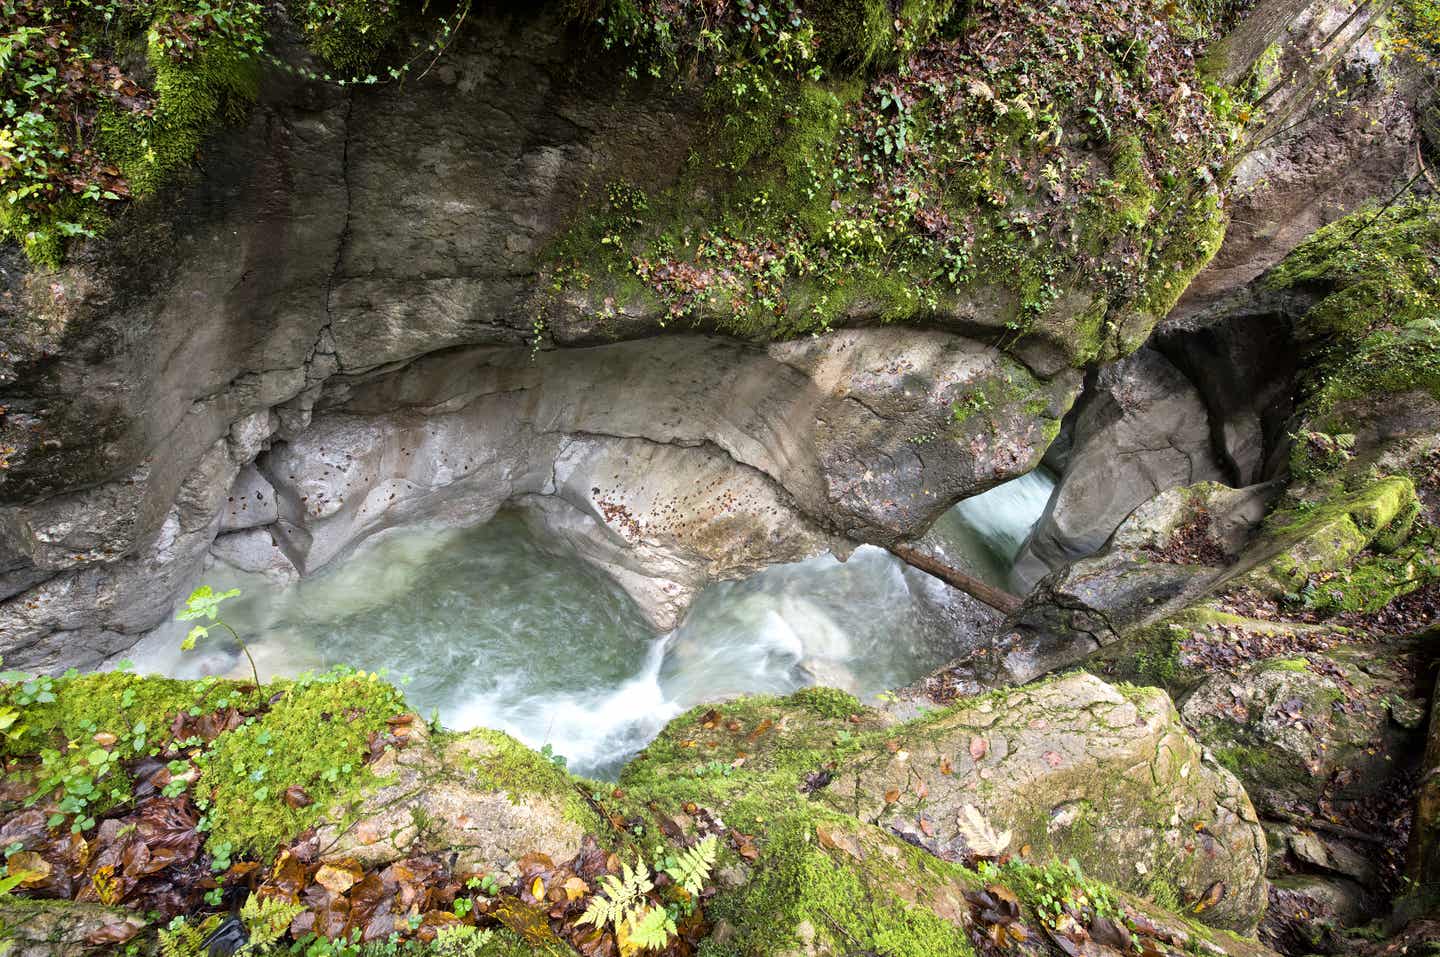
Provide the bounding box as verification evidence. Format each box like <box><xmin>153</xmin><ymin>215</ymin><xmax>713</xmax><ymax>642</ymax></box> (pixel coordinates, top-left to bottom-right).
<box><xmin>887</xmin><ymin>543</ymin><xmax>1024</xmax><ymax>616</ymax></box>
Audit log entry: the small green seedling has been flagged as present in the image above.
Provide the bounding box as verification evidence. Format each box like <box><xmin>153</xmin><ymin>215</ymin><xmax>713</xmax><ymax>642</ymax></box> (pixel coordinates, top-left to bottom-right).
<box><xmin>177</xmin><ymin>586</ymin><xmax>259</xmax><ymax>688</ymax></box>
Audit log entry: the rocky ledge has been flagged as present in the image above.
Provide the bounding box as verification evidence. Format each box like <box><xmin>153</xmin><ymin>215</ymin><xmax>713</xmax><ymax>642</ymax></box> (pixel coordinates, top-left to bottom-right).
<box><xmin>1</xmin><ymin>666</ymin><xmax>1277</xmax><ymax>957</ymax></box>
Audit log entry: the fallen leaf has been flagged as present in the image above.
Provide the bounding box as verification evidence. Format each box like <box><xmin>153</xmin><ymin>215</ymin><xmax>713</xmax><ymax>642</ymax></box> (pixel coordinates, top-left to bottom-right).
<box><xmin>564</xmin><ymin>876</ymin><xmax>589</xmax><ymax>901</ymax></box>
<box><xmin>283</xmin><ymin>786</ymin><xmax>314</xmax><ymax>809</ymax></box>
<box><xmin>7</xmin><ymin>851</ymin><xmax>50</xmax><ymax>886</ymax></box>
<box><xmin>315</xmin><ymin>862</ymin><xmax>361</xmax><ymax>896</ymax></box>
<box><xmin>84</xmin><ymin>921</ymin><xmax>140</xmax><ymax>945</ymax></box>
<box><xmin>969</xmin><ymin>737</ymin><xmax>988</xmax><ymax>761</ymax></box>
<box><xmin>531</xmin><ymin>876</ymin><xmax>545</xmax><ymax>900</ymax></box>
<box><xmin>883</xmin><ymin>789</ymin><xmax>900</xmax><ymax>804</ymax></box>
<box><xmin>956</xmin><ymin>805</ymin><xmax>1012</xmax><ymax>858</ymax></box>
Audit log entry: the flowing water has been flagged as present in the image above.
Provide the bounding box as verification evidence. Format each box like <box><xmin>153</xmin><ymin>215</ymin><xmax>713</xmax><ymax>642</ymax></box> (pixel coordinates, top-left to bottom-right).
<box><xmin>125</xmin><ymin>471</ymin><xmax>1056</xmax><ymax>777</ymax></box>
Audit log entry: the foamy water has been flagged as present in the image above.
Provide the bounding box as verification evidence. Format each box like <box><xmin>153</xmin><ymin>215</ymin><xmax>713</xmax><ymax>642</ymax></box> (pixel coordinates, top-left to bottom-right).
<box><xmin>123</xmin><ymin>472</ymin><xmax>1055</xmax><ymax>777</ymax></box>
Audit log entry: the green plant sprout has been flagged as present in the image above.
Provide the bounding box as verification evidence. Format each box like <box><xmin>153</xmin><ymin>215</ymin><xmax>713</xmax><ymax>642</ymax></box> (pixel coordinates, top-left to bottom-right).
<box><xmin>177</xmin><ymin>586</ymin><xmax>259</xmax><ymax>688</ymax></box>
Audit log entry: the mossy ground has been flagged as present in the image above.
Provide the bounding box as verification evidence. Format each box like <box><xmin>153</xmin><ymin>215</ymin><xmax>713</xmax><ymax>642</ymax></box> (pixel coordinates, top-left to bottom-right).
<box><xmin>5</xmin><ymin>669</ymin><xmax>1274</xmax><ymax>955</ymax></box>
<box><xmin>549</xmin><ymin>0</ymin><xmax>1242</xmax><ymax>366</ymax></box>
<box><xmin>196</xmin><ymin>668</ymin><xmax>408</xmax><ymax>858</ymax></box>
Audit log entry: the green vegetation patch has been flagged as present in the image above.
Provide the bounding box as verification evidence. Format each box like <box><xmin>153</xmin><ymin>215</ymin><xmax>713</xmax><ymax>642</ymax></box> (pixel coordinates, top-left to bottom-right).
<box><xmin>196</xmin><ymin>667</ymin><xmax>407</xmax><ymax>858</ymax></box>
<box><xmin>553</xmin><ymin>0</ymin><xmax>1240</xmax><ymax>364</ymax></box>
<box><xmin>1</xmin><ymin>0</ymin><xmax>454</xmax><ymax>266</ymax></box>
<box><xmin>1268</xmin><ymin>198</ymin><xmax>1440</xmax><ymax>414</ymax></box>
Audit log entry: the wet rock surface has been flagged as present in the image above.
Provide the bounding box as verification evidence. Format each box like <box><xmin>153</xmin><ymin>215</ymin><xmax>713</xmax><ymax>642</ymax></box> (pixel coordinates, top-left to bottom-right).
<box><xmin>824</xmin><ymin>672</ymin><xmax>1269</xmax><ymax>933</ymax></box>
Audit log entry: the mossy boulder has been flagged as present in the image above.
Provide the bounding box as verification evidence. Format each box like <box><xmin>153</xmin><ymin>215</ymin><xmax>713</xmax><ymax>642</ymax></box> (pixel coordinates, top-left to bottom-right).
<box><xmin>620</xmin><ymin>675</ymin><xmax>1268</xmax><ymax>934</ymax></box>
<box><xmin>0</xmin><ymin>899</ymin><xmax>149</xmax><ymax>957</ymax></box>
<box><xmin>313</xmin><ymin>723</ymin><xmax>602</xmax><ymax>877</ymax></box>
<box><xmin>1242</xmin><ymin>476</ymin><xmax>1421</xmax><ymax>596</ymax></box>
<box><xmin>823</xmin><ymin>673</ymin><xmax>1269</xmax><ymax>933</ymax></box>
<box><xmin>1181</xmin><ymin>645</ymin><xmax>1426</xmax><ymax>812</ymax></box>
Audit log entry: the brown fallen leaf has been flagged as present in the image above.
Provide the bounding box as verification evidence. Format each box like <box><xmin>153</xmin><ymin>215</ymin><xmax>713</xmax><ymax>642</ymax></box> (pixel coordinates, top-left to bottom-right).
<box><xmin>563</xmin><ymin>876</ymin><xmax>589</xmax><ymax>901</ymax></box>
<box><xmin>315</xmin><ymin>862</ymin><xmax>361</xmax><ymax>896</ymax></box>
<box><xmin>1043</xmin><ymin>750</ymin><xmax>1063</xmax><ymax>768</ymax></box>
<box><xmin>283</xmin><ymin>786</ymin><xmax>314</xmax><ymax>809</ymax></box>
<box><xmin>939</xmin><ymin>755</ymin><xmax>954</xmax><ymax>775</ymax></box>
<box><xmin>7</xmin><ymin>851</ymin><xmax>51</xmax><ymax>886</ymax></box>
<box><xmin>84</xmin><ymin>921</ymin><xmax>141</xmax><ymax>945</ymax></box>
<box><xmin>969</xmin><ymin>736</ymin><xmax>988</xmax><ymax>761</ymax></box>
<box><xmin>883</xmin><ymin>788</ymin><xmax>900</xmax><ymax>804</ymax></box>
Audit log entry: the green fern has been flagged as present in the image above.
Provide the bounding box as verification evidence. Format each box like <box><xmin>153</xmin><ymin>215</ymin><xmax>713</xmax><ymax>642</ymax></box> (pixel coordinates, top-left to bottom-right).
<box><xmin>627</xmin><ymin>906</ymin><xmax>677</xmax><ymax>951</ymax></box>
<box><xmin>158</xmin><ymin>916</ymin><xmax>219</xmax><ymax>957</ymax></box>
<box><xmin>578</xmin><ymin>854</ymin><xmax>655</xmax><ymax>934</ymax></box>
<box><xmin>663</xmin><ymin>834</ymin><xmax>718</xmax><ymax>896</ymax></box>
<box><xmin>429</xmin><ymin>926</ymin><xmax>495</xmax><ymax>957</ymax></box>
<box><xmin>240</xmin><ymin>893</ymin><xmax>305</xmax><ymax>948</ymax></box>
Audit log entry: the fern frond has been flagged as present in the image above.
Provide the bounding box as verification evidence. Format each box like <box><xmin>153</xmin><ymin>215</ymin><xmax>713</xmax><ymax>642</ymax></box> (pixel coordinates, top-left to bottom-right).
<box><xmin>158</xmin><ymin>916</ymin><xmax>219</xmax><ymax>957</ymax></box>
<box><xmin>578</xmin><ymin>853</ymin><xmax>657</xmax><ymax>937</ymax></box>
<box><xmin>429</xmin><ymin>926</ymin><xmax>496</xmax><ymax>957</ymax></box>
<box><xmin>626</xmin><ymin>906</ymin><xmax>677</xmax><ymax>951</ymax></box>
<box><xmin>664</xmin><ymin>834</ymin><xmax>718</xmax><ymax>895</ymax></box>
<box><xmin>240</xmin><ymin>894</ymin><xmax>306</xmax><ymax>947</ymax></box>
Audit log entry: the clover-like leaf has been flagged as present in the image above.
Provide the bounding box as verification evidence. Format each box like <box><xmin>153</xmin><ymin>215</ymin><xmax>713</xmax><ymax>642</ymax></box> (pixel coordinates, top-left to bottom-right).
<box><xmin>181</xmin><ymin>625</ymin><xmax>208</xmax><ymax>652</ymax></box>
<box><xmin>178</xmin><ymin>586</ymin><xmax>241</xmax><ymax>622</ymax></box>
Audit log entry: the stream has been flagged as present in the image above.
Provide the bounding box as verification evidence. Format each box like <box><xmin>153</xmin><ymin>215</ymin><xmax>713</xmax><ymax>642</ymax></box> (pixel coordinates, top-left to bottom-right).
<box><xmin>124</xmin><ymin>470</ymin><xmax>1054</xmax><ymax>777</ymax></box>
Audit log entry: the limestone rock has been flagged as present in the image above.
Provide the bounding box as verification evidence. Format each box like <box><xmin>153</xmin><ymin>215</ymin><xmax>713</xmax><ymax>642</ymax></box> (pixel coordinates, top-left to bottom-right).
<box><xmin>1182</xmin><ymin>648</ymin><xmax>1427</xmax><ymax>812</ymax></box>
<box><xmin>0</xmin><ymin>900</ymin><xmax>148</xmax><ymax>957</ymax></box>
<box><xmin>823</xmin><ymin>673</ymin><xmax>1268</xmax><ymax>932</ymax></box>
<box><xmin>977</xmin><ymin>482</ymin><xmax>1278</xmax><ymax>689</ymax></box>
<box><xmin>209</xmin><ymin>527</ymin><xmax>299</xmax><ymax>584</ymax></box>
<box><xmin>1014</xmin><ymin>347</ymin><xmax>1227</xmax><ymax>588</ymax></box>
<box><xmin>314</xmin><ymin>723</ymin><xmax>591</xmax><ymax>877</ymax></box>
<box><xmin>220</xmin><ymin>465</ymin><xmax>279</xmax><ymax>532</ymax></box>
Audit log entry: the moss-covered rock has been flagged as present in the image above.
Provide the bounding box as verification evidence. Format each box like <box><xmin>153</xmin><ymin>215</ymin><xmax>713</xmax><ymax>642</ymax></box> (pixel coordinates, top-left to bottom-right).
<box><xmin>313</xmin><ymin>723</ymin><xmax>603</xmax><ymax>877</ymax></box>
<box><xmin>0</xmin><ymin>899</ymin><xmax>149</xmax><ymax>957</ymax></box>
<box><xmin>619</xmin><ymin>674</ymin><xmax>1268</xmax><ymax>934</ymax></box>
<box><xmin>1181</xmin><ymin>645</ymin><xmax>1426</xmax><ymax>811</ymax></box>
<box><xmin>1243</xmin><ymin>476</ymin><xmax>1421</xmax><ymax>595</ymax></box>
<box><xmin>546</xmin><ymin>0</ymin><xmax>1244</xmax><ymax>370</ymax></box>
<box><xmin>825</xmin><ymin>673</ymin><xmax>1269</xmax><ymax>933</ymax></box>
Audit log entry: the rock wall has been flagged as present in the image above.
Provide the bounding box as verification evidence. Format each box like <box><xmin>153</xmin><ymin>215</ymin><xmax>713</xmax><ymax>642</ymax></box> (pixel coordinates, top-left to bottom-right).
<box><xmin>0</xmin><ymin>6</ymin><xmax>1096</xmax><ymax>671</ymax></box>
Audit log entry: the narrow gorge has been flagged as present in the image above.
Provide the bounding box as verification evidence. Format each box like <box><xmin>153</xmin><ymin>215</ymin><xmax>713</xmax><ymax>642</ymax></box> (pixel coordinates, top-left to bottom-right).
<box><xmin>1</xmin><ymin>0</ymin><xmax>1438</xmax><ymax>955</ymax></box>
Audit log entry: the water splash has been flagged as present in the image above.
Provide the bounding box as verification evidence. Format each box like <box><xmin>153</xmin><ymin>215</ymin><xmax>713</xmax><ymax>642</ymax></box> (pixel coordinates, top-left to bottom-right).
<box><xmin>124</xmin><ymin>472</ymin><xmax>1054</xmax><ymax>777</ymax></box>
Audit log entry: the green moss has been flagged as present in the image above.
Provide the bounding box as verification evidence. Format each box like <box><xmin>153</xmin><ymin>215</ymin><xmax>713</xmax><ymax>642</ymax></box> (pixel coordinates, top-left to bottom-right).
<box><xmin>1250</xmin><ymin>475</ymin><xmax>1420</xmax><ymax>593</ymax></box>
<box><xmin>785</xmin><ymin>686</ymin><xmax>864</xmax><ymax>719</ymax></box>
<box><xmin>97</xmin><ymin>33</ymin><xmax>261</xmax><ymax>200</ymax></box>
<box><xmin>806</xmin><ymin>0</ymin><xmax>961</xmax><ymax>70</ymax></box>
<box><xmin>197</xmin><ymin>668</ymin><xmax>407</xmax><ymax>858</ymax></box>
<box><xmin>290</xmin><ymin>0</ymin><xmax>404</xmax><ymax>72</ymax></box>
<box><xmin>1134</xmin><ymin>187</ymin><xmax>1227</xmax><ymax>318</ymax></box>
<box><xmin>1298</xmin><ymin>525</ymin><xmax>1438</xmax><ymax>617</ymax></box>
<box><xmin>1267</xmin><ymin>657</ymin><xmax>1311</xmax><ymax>673</ymax></box>
<box><xmin>1268</xmin><ymin>199</ymin><xmax>1440</xmax><ymax>413</ymax></box>
<box><xmin>700</xmin><ymin>810</ymin><xmax>978</xmax><ymax>956</ymax></box>
<box><xmin>3</xmin><ymin>670</ymin><xmax>249</xmax><ymax>760</ymax></box>
<box><xmin>442</xmin><ymin>727</ymin><xmax>603</xmax><ymax>833</ymax></box>
<box><xmin>549</xmin><ymin>0</ymin><xmax>1240</xmax><ymax>367</ymax></box>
